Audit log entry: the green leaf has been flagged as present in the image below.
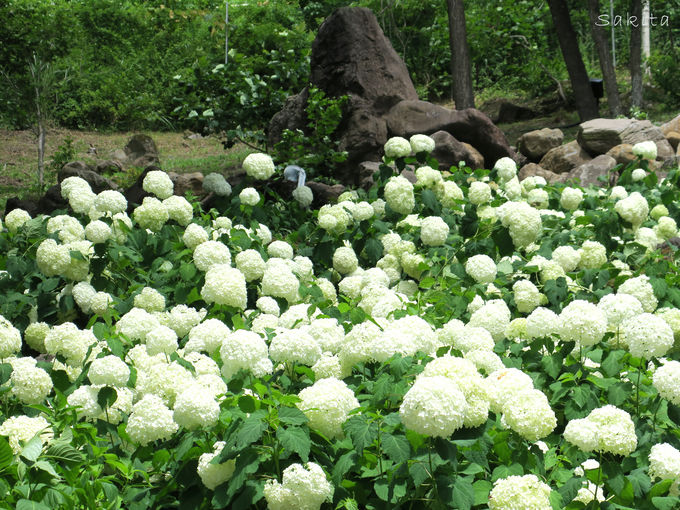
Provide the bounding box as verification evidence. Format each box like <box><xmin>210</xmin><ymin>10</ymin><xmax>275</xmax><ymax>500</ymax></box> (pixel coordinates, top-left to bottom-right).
<box><xmin>97</xmin><ymin>386</ymin><xmax>118</xmax><ymax>409</ymax></box>
<box><xmin>332</xmin><ymin>451</ymin><xmax>357</xmax><ymax>485</ymax></box>
<box><xmin>652</xmin><ymin>496</ymin><xmax>680</xmax><ymax>510</ymax></box>
<box><xmin>33</xmin><ymin>460</ymin><xmax>60</xmax><ymax>478</ymax></box>
<box><xmin>374</xmin><ymin>479</ymin><xmax>389</xmax><ymax>502</ymax></box>
<box><xmin>44</xmin><ymin>441</ymin><xmax>83</xmax><ymax>465</ymax></box>
<box><xmin>179</xmin><ymin>263</ymin><xmax>197</xmax><ymax>281</ymax></box>
<box><xmin>238</xmin><ymin>395</ymin><xmax>257</xmax><ymax>414</ymax></box>
<box><xmin>607</xmin><ymin>382</ymin><xmax>633</xmax><ymax>407</ymax></box>
<box><xmin>236</xmin><ymin>414</ymin><xmax>267</xmax><ymax>448</ymax></box>
<box><xmin>364</xmin><ymin>238</ymin><xmax>384</xmax><ymax>266</ymax></box>
<box><xmin>421</xmin><ymin>189</ymin><xmax>442</xmax><ymax>215</ymax></box>
<box><xmin>0</xmin><ymin>363</ymin><xmax>12</xmax><ymax>386</ymax></box>
<box><xmin>344</xmin><ymin>415</ymin><xmax>378</xmax><ymax>453</ymax></box>
<box><xmin>0</xmin><ymin>437</ymin><xmax>14</xmax><ymax>470</ymax></box>
<box><xmin>277</xmin><ymin>426</ymin><xmax>310</xmax><ymax>462</ymax></box>
<box><xmin>650</xmin><ymin>479</ymin><xmax>674</xmax><ymax>497</ymax></box>
<box><xmin>473</xmin><ymin>479</ymin><xmax>493</xmax><ymax>506</ymax></box>
<box><xmin>381</xmin><ymin>433</ymin><xmax>410</xmax><ymax>464</ymax></box>
<box><xmin>452</xmin><ymin>477</ymin><xmax>475</xmax><ymax>510</ymax></box>
<box><xmin>544</xmin><ymin>277</ymin><xmax>568</xmax><ymax>308</ymax></box>
<box><xmin>541</xmin><ymin>353</ymin><xmax>563</xmax><ymax>380</ymax></box>
<box><xmin>16</xmin><ymin>500</ymin><xmax>51</xmax><ymax>510</ymax></box>
<box><xmin>278</xmin><ymin>406</ymin><xmax>308</xmax><ymax>426</ymax></box>
<box><xmin>20</xmin><ymin>434</ymin><xmax>43</xmax><ymax>462</ymax></box>
<box><xmin>601</xmin><ymin>350</ymin><xmax>625</xmax><ymax>377</ymax></box>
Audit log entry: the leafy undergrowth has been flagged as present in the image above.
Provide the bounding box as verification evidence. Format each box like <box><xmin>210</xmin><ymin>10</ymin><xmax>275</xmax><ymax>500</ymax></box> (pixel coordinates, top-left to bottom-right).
<box><xmin>0</xmin><ymin>139</ymin><xmax>679</xmax><ymax>509</ymax></box>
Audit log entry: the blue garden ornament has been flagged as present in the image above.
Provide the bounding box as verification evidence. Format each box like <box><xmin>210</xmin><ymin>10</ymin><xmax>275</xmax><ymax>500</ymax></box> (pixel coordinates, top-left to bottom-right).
<box><xmin>283</xmin><ymin>165</ymin><xmax>306</xmax><ymax>188</ymax></box>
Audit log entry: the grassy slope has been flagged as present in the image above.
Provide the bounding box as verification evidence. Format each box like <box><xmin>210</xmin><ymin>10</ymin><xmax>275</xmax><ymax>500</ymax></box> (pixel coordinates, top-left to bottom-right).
<box><xmin>0</xmin><ymin>128</ymin><xmax>254</xmax><ymax>211</ymax></box>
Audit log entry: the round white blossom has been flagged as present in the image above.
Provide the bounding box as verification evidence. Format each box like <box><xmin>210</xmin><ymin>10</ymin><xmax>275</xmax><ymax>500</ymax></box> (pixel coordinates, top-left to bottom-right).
<box><xmin>193</xmin><ymin>241</ymin><xmax>231</xmax><ymax>271</ymax></box>
<box><xmin>400</xmin><ymin>375</ymin><xmax>467</xmax><ymax>437</ymax></box>
<box><xmin>197</xmin><ymin>441</ymin><xmax>236</xmax><ymax>490</ymax></box>
<box><xmin>4</xmin><ymin>208</ymin><xmax>32</xmax><ymax>233</ymax></box>
<box><xmin>298</xmin><ymin>377</ymin><xmax>359</xmax><ymax>438</ymax></box>
<box><xmin>384</xmin><ymin>175</ymin><xmax>415</xmax><ymax>215</ymax></box>
<box><xmin>560</xmin><ymin>187</ymin><xmax>584</xmax><ymax>211</ymax></box>
<box><xmin>239</xmin><ymin>187</ymin><xmax>260</xmax><ymax>206</ymax></box>
<box><xmin>410</xmin><ymin>134</ymin><xmax>435</xmax><ymax>154</ymax></box>
<box><xmin>494</xmin><ymin>157</ymin><xmax>517</xmax><ymax>182</ymax></box>
<box><xmin>202</xmin><ymin>173</ymin><xmax>232</xmax><ymax>196</ymax></box>
<box><xmin>235</xmin><ymin>249</ymin><xmax>266</xmax><ymax>282</ymax></box>
<box><xmin>243</xmin><ymin>153</ymin><xmax>275</xmax><ymax>180</ymax></box>
<box><xmin>653</xmin><ymin>360</ymin><xmax>680</xmax><ymax>405</ymax></box>
<box><xmin>420</xmin><ymin>216</ymin><xmax>449</xmax><ymax>246</ymax></box>
<box><xmin>292</xmin><ymin>185</ymin><xmax>314</xmax><ymax>207</ymax></box>
<box><xmin>469</xmin><ymin>181</ymin><xmax>492</xmax><ymax>205</ymax></box>
<box><xmin>183</xmin><ymin>223</ymin><xmax>209</xmax><ymax>250</ymax></box>
<box><xmin>579</xmin><ymin>240</ymin><xmax>607</xmax><ymax>269</ymax></box>
<box><xmin>615</xmin><ymin>191</ymin><xmax>649</xmax><ymax>230</ymax></box>
<box><xmin>465</xmin><ymin>254</ymin><xmax>497</xmax><ymax>284</ymax></box>
<box><xmin>632</xmin><ymin>140</ymin><xmax>658</xmax><ymax>160</ymax></box>
<box><xmin>564</xmin><ymin>405</ymin><xmax>637</xmax><ymax>456</ymax></box>
<box><xmin>220</xmin><ymin>329</ymin><xmax>273</xmax><ymax>379</ymax></box>
<box><xmin>126</xmin><ymin>394</ymin><xmax>178</xmax><ymax>446</ymax></box>
<box><xmin>263</xmin><ymin>462</ymin><xmax>333</xmax><ymax>510</ymax></box>
<box><xmin>384</xmin><ymin>136</ymin><xmax>412</xmax><ymax>159</ymax></box>
<box><xmin>618</xmin><ymin>275</ymin><xmax>658</xmax><ymax>312</ymax></box>
<box><xmin>488</xmin><ymin>475</ymin><xmax>552</xmax><ymax>510</ymax></box>
<box><xmin>88</xmin><ymin>355</ymin><xmax>130</xmax><ymax>387</ymax></box>
<box><xmin>559</xmin><ymin>300</ymin><xmax>607</xmax><ymax>347</ymax></box>
<box><xmin>133</xmin><ymin>196</ymin><xmax>169</xmax><ymax>232</ymax></box>
<box><xmin>503</xmin><ymin>389</ymin><xmax>556</xmax><ymax>442</ymax></box>
<box><xmin>173</xmin><ymin>385</ymin><xmax>220</xmax><ymax>430</ymax></box>
<box><xmin>201</xmin><ymin>264</ymin><xmax>247</xmax><ymax>309</ymax></box>
<box><xmin>333</xmin><ymin>245</ymin><xmax>358</xmax><ymax>275</ymax></box>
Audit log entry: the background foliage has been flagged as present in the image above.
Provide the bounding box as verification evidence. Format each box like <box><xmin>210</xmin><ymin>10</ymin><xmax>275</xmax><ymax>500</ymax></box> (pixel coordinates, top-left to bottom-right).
<box><xmin>1</xmin><ymin>0</ymin><xmax>680</xmax><ymax>133</ymax></box>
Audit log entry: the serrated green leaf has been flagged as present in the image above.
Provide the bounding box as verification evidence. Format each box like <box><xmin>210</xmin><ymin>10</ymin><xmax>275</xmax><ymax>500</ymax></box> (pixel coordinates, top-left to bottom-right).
<box><xmin>421</xmin><ymin>189</ymin><xmax>442</xmax><ymax>215</ymax></box>
<box><xmin>0</xmin><ymin>363</ymin><xmax>11</xmax><ymax>386</ymax></box>
<box><xmin>601</xmin><ymin>350</ymin><xmax>625</xmax><ymax>377</ymax></box>
<box><xmin>650</xmin><ymin>479</ymin><xmax>674</xmax><ymax>497</ymax></box>
<box><xmin>452</xmin><ymin>477</ymin><xmax>475</xmax><ymax>510</ymax></box>
<box><xmin>473</xmin><ymin>479</ymin><xmax>493</xmax><ymax>506</ymax></box>
<box><xmin>45</xmin><ymin>441</ymin><xmax>83</xmax><ymax>465</ymax></box>
<box><xmin>332</xmin><ymin>451</ymin><xmax>357</xmax><ymax>485</ymax></box>
<box><xmin>382</xmin><ymin>432</ymin><xmax>410</xmax><ymax>464</ymax></box>
<box><xmin>20</xmin><ymin>434</ymin><xmax>43</xmax><ymax>462</ymax></box>
<box><xmin>278</xmin><ymin>406</ymin><xmax>308</xmax><ymax>426</ymax></box>
<box><xmin>277</xmin><ymin>426</ymin><xmax>310</xmax><ymax>462</ymax></box>
<box><xmin>33</xmin><ymin>460</ymin><xmax>60</xmax><ymax>478</ymax></box>
<box><xmin>344</xmin><ymin>415</ymin><xmax>378</xmax><ymax>453</ymax></box>
<box><xmin>238</xmin><ymin>395</ymin><xmax>257</xmax><ymax>414</ymax></box>
<box><xmin>236</xmin><ymin>414</ymin><xmax>267</xmax><ymax>448</ymax></box>
<box><xmin>16</xmin><ymin>500</ymin><xmax>51</xmax><ymax>510</ymax></box>
<box><xmin>364</xmin><ymin>238</ymin><xmax>384</xmax><ymax>266</ymax></box>
<box><xmin>652</xmin><ymin>496</ymin><xmax>680</xmax><ymax>510</ymax></box>
<box><xmin>97</xmin><ymin>386</ymin><xmax>118</xmax><ymax>409</ymax></box>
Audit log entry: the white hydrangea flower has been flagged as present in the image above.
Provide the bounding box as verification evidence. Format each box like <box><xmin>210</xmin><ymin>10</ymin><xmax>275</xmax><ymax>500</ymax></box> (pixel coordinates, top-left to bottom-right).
<box><xmin>116</xmin><ymin>307</ymin><xmax>161</xmax><ymax>342</ymax></box>
<box><xmin>133</xmin><ymin>196</ymin><xmax>169</xmax><ymax>232</ymax></box>
<box><xmin>436</xmin><ymin>181</ymin><xmax>465</xmax><ymax>208</ymax></box>
<box><xmin>0</xmin><ymin>415</ymin><xmax>52</xmax><ymax>455</ymax></box>
<box><xmin>468</xmin><ymin>181</ymin><xmax>492</xmax><ymax>205</ymax></box>
<box><xmin>649</xmin><ymin>443</ymin><xmax>680</xmax><ymax>484</ymax></box>
<box><xmin>632</xmin><ymin>140</ymin><xmax>657</xmax><ymax>160</ymax></box>
<box><xmin>163</xmin><ymin>195</ymin><xmax>193</xmax><ymax>226</ymax></box>
<box><xmin>513</xmin><ymin>280</ymin><xmax>541</xmax><ymax>314</ymax></box>
<box><xmin>220</xmin><ymin>329</ymin><xmax>272</xmax><ymax>379</ymax></box>
<box><xmin>598</xmin><ymin>293</ymin><xmax>643</xmax><ymax>329</ymax></box>
<box><xmin>0</xmin><ymin>315</ymin><xmax>22</xmax><ymax>359</ymax></box>
<box><xmin>173</xmin><ymin>384</ymin><xmax>220</xmax><ymax>430</ymax></box>
<box><xmin>88</xmin><ymin>355</ymin><xmax>130</xmax><ymax>387</ymax></box>
<box><xmin>410</xmin><ymin>134</ymin><xmax>435</xmax><ymax>154</ymax></box>
<box><xmin>193</xmin><ymin>241</ymin><xmax>231</xmax><ymax>272</ymax></box>
<box><xmin>9</xmin><ymin>357</ymin><xmax>52</xmax><ymax>404</ymax></box>
<box><xmin>126</xmin><ymin>394</ymin><xmax>178</xmax><ymax>446</ymax></box>
<box><xmin>560</xmin><ymin>187</ymin><xmax>584</xmax><ymax>211</ymax></box>
<box><xmin>239</xmin><ymin>187</ymin><xmax>260</xmax><ymax>206</ymax></box>
<box><xmin>36</xmin><ymin>239</ymin><xmax>71</xmax><ymax>277</ymax></box>
<box><xmin>400</xmin><ymin>375</ymin><xmax>467</xmax><ymax>437</ymax></box>
<box><xmin>486</xmin><ymin>368</ymin><xmax>534</xmax><ymax>414</ymax></box>
<box><xmin>384</xmin><ymin>175</ymin><xmax>415</xmax><ymax>215</ymax></box>
<box><xmin>94</xmin><ymin>190</ymin><xmax>127</xmax><ymax>215</ymax></box>
<box><xmin>268</xmin><ymin>240</ymin><xmax>294</xmax><ymax>260</ymax></box>
<box><xmin>242</xmin><ymin>153</ymin><xmax>275</xmax><ymax>180</ymax></box>
<box><xmin>333</xmin><ymin>245</ymin><xmax>358</xmax><ymax>275</ymax></box>
<box><xmin>84</xmin><ymin>220</ymin><xmax>112</xmax><ymax>243</ymax></box>
<box><xmin>618</xmin><ymin>274</ymin><xmax>658</xmax><ymax>312</ymax></box>
<box><xmin>494</xmin><ymin>157</ymin><xmax>517</xmax><ymax>182</ymax></box>
<box><xmin>465</xmin><ymin>254</ymin><xmax>497</xmax><ymax>284</ymax></box>
<box><xmin>134</xmin><ymin>287</ymin><xmax>166</xmax><ymax>313</ymax></box>
<box><xmin>622</xmin><ymin>313</ymin><xmax>673</xmax><ymax>359</ymax></box>
<box><xmin>24</xmin><ymin>322</ymin><xmax>49</xmax><ymax>353</ymax></box>
<box><xmin>145</xmin><ymin>326</ymin><xmax>179</xmax><ymax>356</ymax></box>
<box><xmin>261</xmin><ymin>259</ymin><xmax>300</xmax><ymax>303</ymax></box>
<box><xmin>526</xmin><ymin>307</ymin><xmax>560</xmax><ymax>339</ymax></box>
<box><xmin>498</xmin><ymin>201</ymin><xmax>542</xmax><ymax>249</ymax></box>
<box><xmin>420</xmin><ymin>216</ymin><xmax>449</xmax><ymax>247</ymax></box>
<box><xmin>468</xmin><ymin>299</ymin><xmax>511</xmax><ymax>341</ymax></box>
<box><xmin>143</xmin><ymin>170</ymin><xmax>174</xmax><ymax>199</ymax></box>
<box><xmin>292</xmin><ymin>185</ymin><xmax>314</xmax><ymax>207</ymax></box>
<box><xmin>559</xmin><ymin>300</ymin><xmax>607</xmax><ymax>347</ymax></box>
<box><xmin>202</xmin><ymin>173</ymin><xmax>232</xmax><ymax>196</ymax></box>
<box><xmin>578</xmin><ymin>240</ymin><xmax>607</xmax><ymax>269</ymax></box>
<box><xmin>384</xmin><ymin>136</ymin><xmax>412</xmax><ymax>158</ymax></box>
<box><xmin>415</xmin><ymin>166</ymin><xmax>443</xmax><ymax>188</ymax></box>
<box><xmin>183</xmin><ymin>223</ymin><xmax>209</xmax><ymax>250</ymax></box>
<box><xmin>631</xmin><ymin>168</ymin><xmax>647</xmax><ymax>181</ymax></box>
<box><xmin>263</xmin><ymin>462</ymin><xmax>333</xmax><ymax>510</ymax></box>
<box><xmin>298</xmin><ymin>377</ymin><xmax>359</xmax><ymax>438</ymax></box>
<box><xmin>655</xmin><ymin>216</ymin><xmax>678</xmax><ymax>240</ymax></box>
<box><xmin>197</xmin><ymin>441</ymin><xmax>236</xmax><ymax>490</ymax></box>
<box><xmin>503</xmin><ymin>389</ymin><xmax>556</xmax><ymax>442</ymax></box>
<box><xmin>564</xmin><ymin>405</ymin><xmax>637</xmax><ymax>456</ymax></box>
<box><xmin>201</xmin><ymin>264</ymin><xmax>247</xmax><ymax>309</ymax></box>
<box><xmin>269</xmin><ymin>327</ymin><xmax>321</xmax><ymax>366</ymax></box>
<box><xmin>615</xmin><ymin>191</ymin><xmax>649</xmax><ymax>230</ymax></box>
<box><xmin>160</xmin><ymin>304</ymin><xmax>207</xmax><ymax>338</ymax></box>
<box><xmin>488</xmin><ymin>475</ymin><xmax>552</xmax><ymax>510</ymax></box>
<box><xmin>653</xmin><ymin>360</ymin><xmax>680</xmax><ymax>405</ymax></box>
<box><xmin>551</xmin><ymin>245</ymin><xmax>581</xmax><ymax>272</ymax></box>
<box><xmin>5</xmin><ymin>208</ymin><xmax>32</xmax><ymax>233</ymax></box>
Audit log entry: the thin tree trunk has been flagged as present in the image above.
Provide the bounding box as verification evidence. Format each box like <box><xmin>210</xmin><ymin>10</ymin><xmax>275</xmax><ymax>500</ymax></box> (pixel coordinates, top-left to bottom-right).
<box><xmin>37</xmin><ymin>120</ymin><xmax>45</xmax><ymax>191</ymax></box>
<box><xmin>587</xmin><ymin>0</ymin><xmax>622</xmax><ymax>116</ymax></box>
<box><xmin>446</xmin><ymin>0</ymin><xmax>475</xmax><ymax>109</ymax></box>
<box><xmin>547</xmin><ymin>0</ymin><xmax>599</xmax><ymax>121</ymax></box>
<box><xmin>225</xmin><ymin>1</ymin><xmax>229</xmax><ymax>65</ymax></box>
<box><xmin>641</xmin><ymin>0</ymin><xmax>650</xmax><ymax>77</ymax></box>
<box><xmin>630</xmin><ymin>0</ymin><xmax>643</xmax><ymax>108</ymax></box>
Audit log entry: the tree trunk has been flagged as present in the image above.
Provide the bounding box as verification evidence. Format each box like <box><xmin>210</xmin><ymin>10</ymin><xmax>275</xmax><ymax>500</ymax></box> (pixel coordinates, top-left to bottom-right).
<box><xmin>446</xmin><ymin>0</ymin><xmax>475</xmax><ymax>109</ymax></box>
<box><xmin>547</xmin><ymin>0</ymin><xmax>599</xmax><ymax>121</ymax></box>
<box><xmin>630</xmin><ymin>0</ymin><xmax>643</xmax><ymax>108</ymax></box>
<box><xmin>641</xmin><ymin>0</ymin><xmax>650</xmax><ymax>77</ymax></box>
<box><xmin>225</xmin><ymin>1</ymin><xmax>229</xmax><ymax>65</ymax></box>
<box><xmin>587</xmin><ymin>0</ymin><xmax>622</xmax><ymax>116</ymax></box>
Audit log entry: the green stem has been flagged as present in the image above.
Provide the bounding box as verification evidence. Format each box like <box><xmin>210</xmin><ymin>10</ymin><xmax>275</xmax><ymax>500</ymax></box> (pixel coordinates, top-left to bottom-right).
<box><xmin>377</xmin><ymin>420</ymin><xmax>383</xmax><ymax>476</ymax></box>
<box><xmin>594</xmin><ymin>450</ymin><xmax>603</xmax><ymax>505</ymax></box>
<box><xmin>428</xmin><ymin>438</ymin><xmax>439</xmax><ymax>503</ymax></box>
<box><xmin>652</xmin><ymin>395</ymin><xmax>663</xmax><ymax>433</ymax></box>
<box><xmin>636</xmin><ymin>365</ymin><xmax>642</xmax><ymax>418</ymax></box>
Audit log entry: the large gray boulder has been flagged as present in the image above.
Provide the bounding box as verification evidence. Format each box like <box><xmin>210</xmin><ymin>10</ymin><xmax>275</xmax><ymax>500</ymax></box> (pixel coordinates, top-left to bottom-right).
<box><xmin>59</xmin><ymin>161</ymin><xmax>118</xmax><ymax>192</ymax></box>
<box><xmin>385</xmin><ymin>100</ymin><xmax>516</xmax><ymax>167</ymax></box>
<box><xmin>577</xmin><ymin>118</ymin><xmax>674</xmax><ymax>159</ymax></box>
<box><xmin>539</xmin><ymin>141</ymin><xmax>592</xmax><ymax>175</ymax></box>
<box><xmin>124</xmin><ymin>134</ymin><xmax>160</xmax><ymax>168</ymax></box>
<box><xmin>563</xmin><ymin>154</ymin><xmax>617</xmax><ymax>187</ymax></box>
<box><xmin>517</xmin><ymin>128</ymin><xmax>564</xmax><ymax>161</ymax></box>
<box><xmin>518</xmin><ymin>163</ymin><xmax>561</xmax><ymax>183</ymax></box>
<box><xmin>430</xmin><ymin>130</ymin><xmax>484</xmax><ymax>170</ymax></box>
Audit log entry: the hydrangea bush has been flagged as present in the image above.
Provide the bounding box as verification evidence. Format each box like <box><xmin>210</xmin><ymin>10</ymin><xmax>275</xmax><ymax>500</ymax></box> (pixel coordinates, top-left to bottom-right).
<box><xmin>0</xmin><ymin>138</ymin><xmax>679</xmax><ymax>509</ymax></box>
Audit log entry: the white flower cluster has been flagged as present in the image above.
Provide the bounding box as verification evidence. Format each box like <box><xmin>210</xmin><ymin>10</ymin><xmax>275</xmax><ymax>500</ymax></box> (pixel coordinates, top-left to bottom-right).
<box><xmin>263</xmin><ymin>462</ymin><xmax>333</xmax><ymax>510</ymax></box>
<box><xmin>384</xmin><ymin>175</ymin><xmax>415</xmax><ymax>215</ymax></box>
<box><xmin>197</xmin><ymin>441</ymin><xmax>235</xmax><ymax>490</ymax></box>
<box><xmin>242</xmin><ymin>153</ymin><xmax>276</xmax><ymax>180</ymax></box>
<box><xmin>564</xmin><ymin>405</ymin><xmax>637</xmax><ymax>456</ymax></box>
<box><xmin>143</xmin><ymin>170</ymin><xmax>174</xmax><ymax>199</ymax></box>
<box><xmin>400</xmin><ymin>375</ymin><xmax>467</xmax><ymax>437</ymax></box>
<box><xmin>201</xmin><ymin>265</ymin><xmax>247</xmax><ymax>309</ymax></box>
<box><xmin>4</xmin><ymin>208</ymin><xmax>31</xmax><ymax>233</ymax></box>
<box><xmin>202</xmin><ymin>173</ymin><xmax>232</xmax><ymax>196</ymax></box>
<box><xmin>298</xmin><ymin>377</ymin><xmax>359</xmax><ymax>438</ymax></box>
<box><xmin>488</xmin><ymin>474</ymin><xmax>552</xmax><ymax>510</ymax></box>
<box><xmin>632</xmin><ymin>140</ymin><xmax>658</xmax><ymax>160</ymax></box>
<box><xmin>410</xmin><ymin>134</ymin><xmax>435</xmax><ymax>154</ymax></box>
<box><xmin>384</xmin><ymin>136</ymin><xmax>412</xmax><ymax>159</ymax></box>
<box><xmin>653</xmin><ymin>360</ymin><xmax>680</xmax><ymax>405</ymax></box>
